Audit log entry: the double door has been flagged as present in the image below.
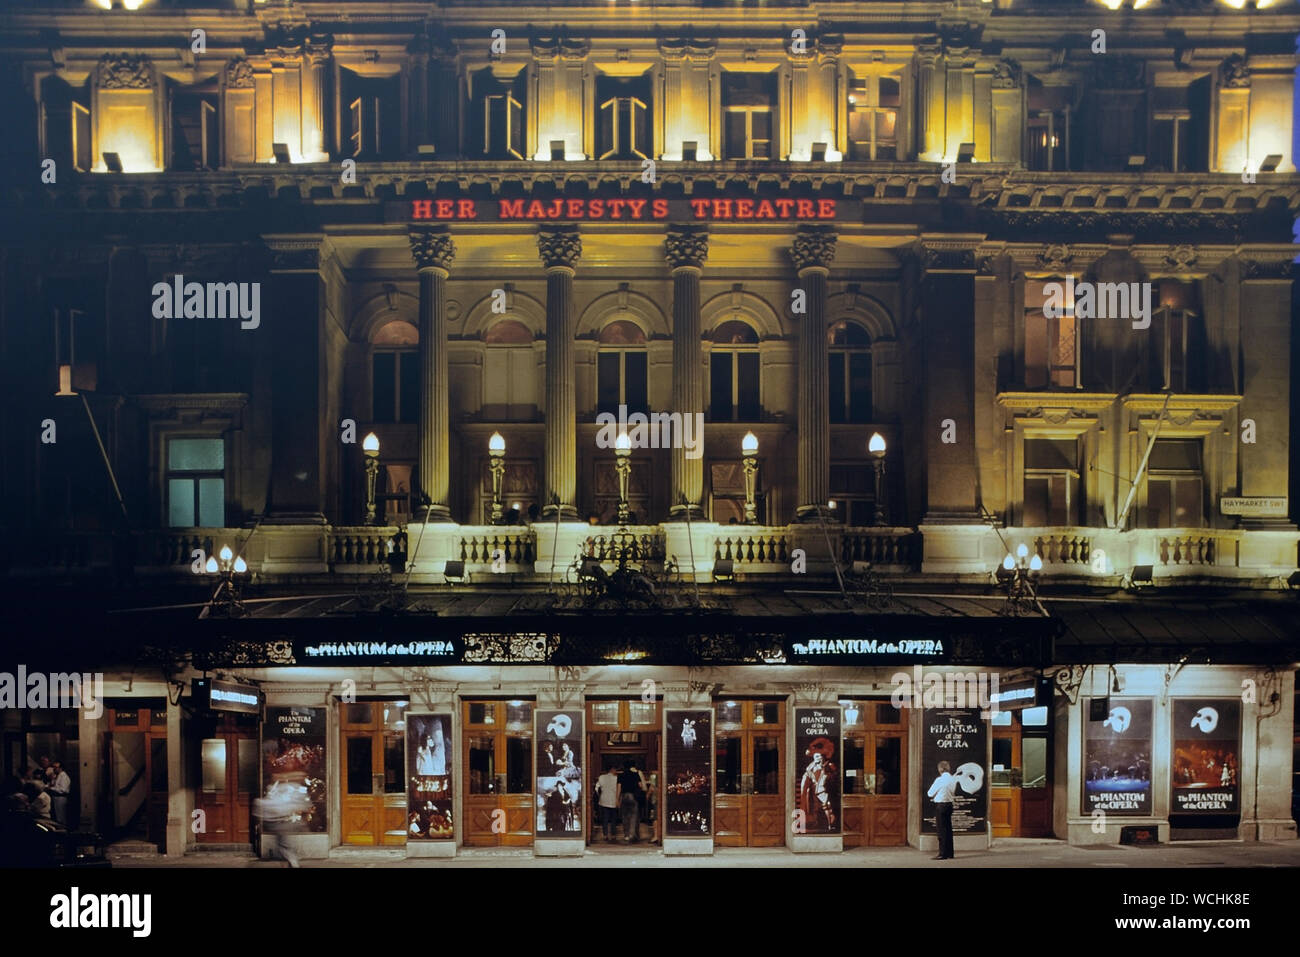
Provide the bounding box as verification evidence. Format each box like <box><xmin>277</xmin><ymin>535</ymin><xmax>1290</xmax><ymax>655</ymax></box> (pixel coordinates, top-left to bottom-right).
<box><xmin>340</xmin><ymin>701</ymin><xmax>408</xmax><ymax>845</ymax></box>
<box><xmin>195</xmin><ymin>714</ymin><xmax>257</xmax><ymax>845</ymax></box>
<box><xmin>714</xmin><ymin>700</ymin><xmax>785</xmax><ymax>847</ymax></box>
<box><xmin>842</xmin><ymin>729</ymin><xmax>907</xmax><ymax>846</ymax></box>
<box><xmin>462</xmin><ymin>700</ymin><xmax>534</xmax><ymax>846</ymax></box>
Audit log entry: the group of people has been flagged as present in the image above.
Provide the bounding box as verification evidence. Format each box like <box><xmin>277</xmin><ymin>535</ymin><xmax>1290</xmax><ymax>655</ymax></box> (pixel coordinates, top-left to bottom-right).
<box><xmin>4</xmin><ymin>756</ymin><xmax>72</xmax><ymax>826</ymax></box>
<box><xmin>1173</xmin><ymin>747</ymin><xmax>1236</xmax><ymax>788</ymax></box>
<box><xmin>594</xmin><ymin>761</ymin><xmax>658</xmax><ymax>844</ymax></box>
<box><xmin>666</xmin><ymin>770</ymin><xmax>708</xmax><ymax>795</ymax></box>
<box><xmin>1086</xmin><ymin>754</ymin><xmax>1151</xmax><ymax>783</ymax></box>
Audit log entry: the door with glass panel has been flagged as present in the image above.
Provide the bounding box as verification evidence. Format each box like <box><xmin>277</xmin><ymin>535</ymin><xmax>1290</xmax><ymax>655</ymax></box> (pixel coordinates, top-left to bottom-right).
<box><xmin>841</xmin><ymin>701</ymin><xmax>908</xmax><ymax>847</ymax></box>
<box><xmin>463</xmin><ymin>700</ymin><xmax>534</xmax><ymax>846</ymax></box>
<box><xmin>990</xmin><ymin>706</ymin><xmax>1052</xmax><ymax>837</ymax></box>
<box><xmin>196</xmin><ymin>714</ymin><xmax>257</xmax><ymax>844</ymax></box>
<box><xmin>714</xmin><ymin>700</ymin><xmax>785</xmax><ymax>847</ymax></box>
<box><xmin>340</xmin><ymin>701</ymin><xmax>408</xmax><ymax>846</ymax></box>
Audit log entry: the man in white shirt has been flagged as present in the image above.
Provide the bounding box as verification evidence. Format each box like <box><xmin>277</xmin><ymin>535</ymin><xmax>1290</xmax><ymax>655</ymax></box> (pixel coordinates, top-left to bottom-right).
<box><xmin>595</xmin><ymin>765</ymin><xmax>620</xmax><ymax>842</ymax></box>
<box><xmin>47</xmin><ymin>761</ymin><xmax>72</xmax><ymax>826</ymax></box>
<box><xmin>926</xmin><ymin>760</ymin><xmax>958</xmax><ymax>860</ymax></box>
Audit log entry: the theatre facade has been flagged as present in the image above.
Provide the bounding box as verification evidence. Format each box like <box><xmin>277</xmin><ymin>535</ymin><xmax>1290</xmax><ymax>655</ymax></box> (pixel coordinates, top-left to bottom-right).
<box><xmin>0</xmin><ymin>0</ymin><xmax>1297</xmax><ymax>860</ymax></box>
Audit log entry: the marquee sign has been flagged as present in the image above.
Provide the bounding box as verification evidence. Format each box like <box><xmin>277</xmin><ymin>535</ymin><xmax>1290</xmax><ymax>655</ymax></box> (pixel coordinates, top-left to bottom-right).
<box><xmin>785</xmin><ymin>637</ymin><xmax>948</xmax><ymax>664</ymax></box>
<box><xmin>388</xmin><ymin>195</ymin><xmax>858</xmax><ymax>224</ymax></box>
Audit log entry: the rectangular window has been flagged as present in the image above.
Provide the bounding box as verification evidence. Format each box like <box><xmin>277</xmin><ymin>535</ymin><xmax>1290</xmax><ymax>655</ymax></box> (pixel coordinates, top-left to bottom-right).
<box><xmin>1023</xmin><ymin>438</ymin><xmax>1080</xmax><ymax>527</ymax></box>
<box><xmin>848</xmin><ymin>73</ymin><xmax>899</xmax><ymax>161</ymax></box>
<box><xmin>597</xmin><ymin>351</ymin><xmax>648</xmax><ymax>416</ymax></box>
<box><xmin>398</xmin><ymin>352</ymin><xmax>419</xmax><ymax>424</ymax></box>
<box><xmin>1025</xmin><ymin>311</ymin><xmax>1077</xmax><ymax>389</ymax></box>
<box><xmin>597</xmin><ymin>352</ymin><xmax>621</xmax><ymax>415</ymax></box>
<box><xmin>342</xmin><ymin>71</ymin><xmax>400</xmax><ymax>159</ymax></box>
<box><xmin>73</xmin><ymin>102</ymin><xmax>92</xmax><ymax>173</ymax></box>
<box><xmin>830</xmin><ymin>463</ymin><xmax>875</xmax><ymax>527</ymax></box>
<box><xmin>166</xmin><ymin>437</ymin><xmax>224</xmax><ymax>528</ymax></box>
<box><xmin>485</xmin><ymin>93</ymin><xmax>524</xmax><ymax>159</ymax></box>
<box><xmin>1146</xmin><ymin>438</ymin><xmax>1203</xmax><ymax>528</ymax></box>
<box><xmin>710</xmin><ymin>352</ymin><xmax>732</xmax><ymax>422</ymax></box>
<box><xmin>597</xmin><ymin>73</ymin><xmax>651</xmax><ymax>160</ymax></box>
<box><xmin>724</xmin><ymin>73</ymin><xmax>775</xmax><ymax>160</ymax></box>
<box><xmin>372</xmin><ymin>352</ymin><xmax>396</xmax><ymax>423</ymax></box>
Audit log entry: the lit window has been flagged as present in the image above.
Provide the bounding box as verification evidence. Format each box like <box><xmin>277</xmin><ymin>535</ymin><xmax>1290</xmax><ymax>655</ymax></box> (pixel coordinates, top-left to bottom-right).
<box><xmin>1023</xmin><ymin>437</ymin><xmax>1081</xmax><ymax>527</ymax></box>
<box><xmin>847</xmin><ymin>73</ymin><xmax>899</xmax><ymax>161</ymax></box>
<box><xmin>709</xmin><ymin>320</ymin><xmax>760</xmax><ymax>422</ymax></box>
<box><xmin>472</xmin><ymin>69</ymin><xmax>525</xmax><ymax>159</ymax></box>
<box><xmin>1149</xmin><ymin>281</ymin><xmax>1203</xmax><ymax>393</ymax></box>
<box><xmin>1024</xmin><ymin>280</ymin><xmax>1078</xmax><ymax>389</ymax></box>
<box><xmin>167</xmin><ymin>438</ymin><xmax>224</xmax><ymax>527</ymax></box>
<box><xmin>1026</xmin><ymin>79</ymin><xmax>1072</xmax><ymax>172</ymax></box>
<box><xmin>1145</xmin><ymin>439</ymin><xmax>1203</xmax><ymax>528</ymax></box>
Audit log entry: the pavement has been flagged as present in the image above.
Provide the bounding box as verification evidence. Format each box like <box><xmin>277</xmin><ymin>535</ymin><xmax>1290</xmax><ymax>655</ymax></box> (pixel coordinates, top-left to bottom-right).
<box><xmin>108</xmin><ymin>837</ymin><xmax>1300</xmax><ymax>868</ymax></box>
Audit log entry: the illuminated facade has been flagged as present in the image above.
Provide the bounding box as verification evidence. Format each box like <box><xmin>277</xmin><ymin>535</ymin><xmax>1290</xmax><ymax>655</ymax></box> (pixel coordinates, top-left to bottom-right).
<box><xmin>0</xmin><ymin>1</ymin><xmax>1297</xmax><ymax>860</ymax></box>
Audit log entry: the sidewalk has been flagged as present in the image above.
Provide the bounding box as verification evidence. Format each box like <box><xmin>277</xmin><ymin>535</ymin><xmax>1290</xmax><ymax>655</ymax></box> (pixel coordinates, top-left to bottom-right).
<box><xmin>110</xmin><ymin>837</ymin><xmax>1300</xmax><ymax>868</ymax></box>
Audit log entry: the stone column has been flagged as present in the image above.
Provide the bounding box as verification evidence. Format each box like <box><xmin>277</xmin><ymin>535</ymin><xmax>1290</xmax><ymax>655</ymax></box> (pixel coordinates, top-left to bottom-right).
<box><xmin>792</xmin><ymin>228</ymin><xmax>837</xmax><ymax>521</ymax></box>
<box><xmin>303</xmin><ymin>37</ymin><xmax>333</xmax><ymax>162</ymax></box>
<box><xmin>409</xmin><ymin>228</ymin><xmax>456</xmax><ymax>521</ymax></box>
<box><xmin>666</xmin><ymin>227</ymin><xmax>708</xmax><ymax>520</ymax></box>
<box><xmin>538</xmin><ymin>228</ymin><xmax>582</xmax><ymax>520</ymax></box>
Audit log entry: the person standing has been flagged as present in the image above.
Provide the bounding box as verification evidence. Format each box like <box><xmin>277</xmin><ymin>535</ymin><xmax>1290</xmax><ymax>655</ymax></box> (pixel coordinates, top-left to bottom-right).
<box><xmin>596</xmin><ymin>765</ymin><xmax>620</xmax><ymax>842</ymax></box>
<box><xmin>47</xmin><ymin>761</ymin><xmax>72</xmax><ymax>826</ymax></box>
<box><xmin>616</xmin><ymin>761</ymin><xmax>643</xmax><ymax>843</ymax></box>
<box><xmin>926</xmin><ymin>760</ymin><xmax>958</xmax><ymax>860</ymax></box>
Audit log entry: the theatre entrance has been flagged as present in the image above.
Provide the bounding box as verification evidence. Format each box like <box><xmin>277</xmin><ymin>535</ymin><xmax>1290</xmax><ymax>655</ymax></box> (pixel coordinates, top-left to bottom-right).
<box><xmin>586</xmin><ymin>698</ymin><xmax>661</xmax><ymax>845</ymax></box>
<box><xmin>714</xmin><ymin>699</ymin><xmax>785</xmax><ymax>847</ymax></box>
<box><xmin>194</xmin><ymin>713</ymin><xmax>257</xmax><ymax>845</ymax></box>
<box><xmin>841</xmin><ymin>700</ymin><xmax>908</xmax><ymax>846</ymax></box>
<box><xmin>462</xmin><ymin>699</ymin><xmax>534</xmax><ymax>846</ymax></box>
<box><xmin>990</xmin><ymin>705</ymin><xmax>1052</xmax><ymax>837</ymax></box>
<box><xmin>340</xmin><ymin>701</ymin><xmax>407</xmax><ymax>845</ymax></box>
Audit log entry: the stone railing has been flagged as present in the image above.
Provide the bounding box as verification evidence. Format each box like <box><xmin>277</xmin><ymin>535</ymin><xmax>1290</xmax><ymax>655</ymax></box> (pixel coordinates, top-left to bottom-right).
<box><xmin>579</xmin><ymin>527</ymin><xmax>666</xmax><ymax>564</ymax></box>
<box><xmin>136</xmin><ymin>528</ymin><xmax>249</xmax><ymax>573</ymax></box>
<box><xmin>459</xmin><ymin>527</ymin><xmax>537</xmax><ymax>569</ymax></box>
<box><xmin>329</xmin><ymin>527</ymin><xmax>403</xmax><ymax>570</ymax></box>
<box><xmin>840</xmin><ymin>527</ymin><xmax>919</xmax><ymax>568</ymax></box>
<box><xmin>997</xmin><ymin>527</ymin><xmax>1263</xmax><ymax>577</ymax></box>
<box><xmin>714</xmin><ymin>528</ymin><xmax>789</xmax><ymax>566</ymax></box>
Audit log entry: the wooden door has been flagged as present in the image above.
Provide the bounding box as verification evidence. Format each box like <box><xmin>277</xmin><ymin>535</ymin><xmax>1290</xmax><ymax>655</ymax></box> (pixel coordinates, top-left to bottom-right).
<box><xmin>713</xmin><ymin>700</ymin><xmax>785</xmax><ymax>847</ymax></box>
<box><xmin>842</xmin><ymin>702</ymin><xmax>908</xmax><ymax>846</ymax></box>
<box><xmin>106</xmin><ymin>705</ymin><xmax>169</xmax><ymax>850</ymax></box>
<box><xmin>195</xmin><ymin>714</ymin><xmax>256</xmax><ymax>844</ymax></box>
<box><xmin>585</xmin><ymin>698</ymin><xmax>661</xmax><ymax>844</ymax></box>
<box><xmin>462</xmin><ymin>700</ymin><xmax>534</xmax><ymax>846</ymax></box>
<box><xmin>991</xmin><ymin>708</ymin><xmax>1052</xmax><ymax>838</ymax></box>
<box><xmin>340</xmin><ymin>702</ymin><xmax>408</xmax><ymax>846</ymax></box>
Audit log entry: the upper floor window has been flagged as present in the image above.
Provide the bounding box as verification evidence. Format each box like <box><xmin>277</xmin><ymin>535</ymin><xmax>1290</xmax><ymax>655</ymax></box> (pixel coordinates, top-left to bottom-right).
<box><xmin>847</xmin><ymin>72</ymin><xmax>899</xmax><ymax>161</ymax></box>
<box><xmin>1144</xmin><ymin>438</ymin><xmax>1203</xmax><ymax>528</ymax></box>
<box><xmin>341</xmin><ymin>69</ymin><xmax>401</xmax><ymax>160</ymax></box>
<box><xmin>167</xmin><ymin>438</ymin><xmax>224</xmax><ymax>528</ymax></box>
<box><xmin>596</xmin><ymin>320</ymin><xmax>648</xmax><ymax>415</ymax></box>
<box><xmin>169</xmin><ymin>80</ymin><xmax>219</xmax><ymax>170</ymax></box>
<box><xmin>710</xmin><ymin>320</ymin><xmax>760</xmax><ymax>422</ymax></box>
<box><xmin>470</xmin><ymin>69</ymin><xmax>525</xmax><ymax>160</ymax></box>
<box><xmin>1026</xmin><ymin>79</ymin><xmax>1073</xmax><ymax>172</ymax></box>
<box><xmin>724</xmin><ymin>72</ymin><xmax>775</xmax><ymax>160</ymax></box>
<box><xmin>1024</xmin><ymin>280</ymin><xmax>1078</xmax><ymax>389</ymax></box>
<box><xmin>483</xmin><ymin>319</ymin><xmax>536</xmax><ymax>421</ymax></box>
<box><xmin>1023</xmin><ymin>437</ymin><xmax>1081</xmax><ymax>527</ymax></box>
<box><xmin>597</xmin><ymin>73</ymin><xmax>650</xmax><ymax>160</ymax></box>
<box><xmin>371</xmin><ymin>320</ymin><xmax>418</xmax><ymax>424</ymax></box>
<box><xmin>828</xmin><ymin>320</ymin><xmax>872</xmax><ymax>423</ymax></box>
<box><xmin>41</xmin><ymin>75</ymin><xmax>91</xmax><ymax>173</ymax></box>
<box><xmin>1149</xmin><ymin>280</ymin><xmax>1203</xmax><ymax>393</ymax></box>
<box><xmin>1149</xmin><ymin>80</ymin><xmax>1209</xmax><ymax>174</ymax></box>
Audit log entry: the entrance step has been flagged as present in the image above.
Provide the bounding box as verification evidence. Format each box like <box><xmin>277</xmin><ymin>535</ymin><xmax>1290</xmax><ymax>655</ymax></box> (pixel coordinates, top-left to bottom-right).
<box><xmin>106</xmin><ymin>840</ymin><xmax>161</xmax><ymax>862</ymax></box>
<box><xmin>328</xmin><ymin>845</ymin><xmax>407</xmax><ymax>861</ymax></box>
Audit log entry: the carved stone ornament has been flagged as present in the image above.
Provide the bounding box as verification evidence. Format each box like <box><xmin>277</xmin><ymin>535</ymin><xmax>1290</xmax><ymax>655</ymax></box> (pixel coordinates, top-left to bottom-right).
<box><xmin>922</xmin><ymin>245</ymin><xmax>975</xmax><ymax>271</ymax></box>
<box><xmin>225</xmin><ymin>57</ymin><xmax>255</xmax><ymax>89</ymax></box>
<box><xmin>1038</xmin><ymin>243</ymin><xmax>1073</xmax><ymax>271</ymax></box>
<box><xmin>537</xmin><ymin>228</ymin><xmax>582</xmax><ymax>270</ymax></box>
<box><xmin>1093</xmin><ymin>56</ymin><xmax>1144</xmax><ymax>90</ymax></box>
<box><xmin>658</xmin><ymin>37</ymin><xmax>717</xmax><ymax>61</ymax></box>
<box><xmin>1220</xmin><ymin>54</ymin><xmax>1250</xmax><ymax>89</ymax></box>
<box><xmin>408</xmin><ymin>229</ymin><xmax>456</xmax><ymax>271</ymax></box>
<box><xmin>99</xmin><ymin>53</ymin><xmax>153</xmax><ymax>89</ymax></box>
<box><xmin>790</xmin><ymin>228</ymin><xmax>838</xmax><ymax>272</ymax></box>
<box><xmin>991</xmin><ymin>58</ymin><xmax>1021</xmax><ymax>90</ymax></box>
<box><xmin>665</xmin><ymin>228</ymin><xmax>709</xmax><ymax>270</ymax></box>
<box><xmin>818</xmin><ymin>34</ymin><xmax>844</xmax><ymax>60</ymax></box>
<box><xmin>1163</xmin><ymin>244</ymin><xmax>1197</xmax><ymax>271</ymax></box>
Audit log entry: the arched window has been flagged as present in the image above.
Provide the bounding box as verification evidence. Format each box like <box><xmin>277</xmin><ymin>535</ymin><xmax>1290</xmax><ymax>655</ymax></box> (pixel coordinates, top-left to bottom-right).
<box><xmin>371</xmin><ymin>320</ymin><xmax>418</xmax><ymax>423</ymax></box>
<box><xmin>829</xmin><ymin>320</ymin><xmax>872</xmax><ymax>423</ymax></box>
<box><xmin>1023</xmin><ymin>279</ymin><xmax>1078</xmax><ymax>389</ymax></box>
<box><xmin>597</xmin><ymin>319</ymin><xmax>648</xmax><ymax>415</ymax></box>
<box><xmin>710</xmin><ymin>320</ymin><xmax>760</xmax><ymax>422</ymax></box>
<box><xmin>483</xmin><ymin>319</ymin><xmax>536</xmax><ymax>420</ymax></box>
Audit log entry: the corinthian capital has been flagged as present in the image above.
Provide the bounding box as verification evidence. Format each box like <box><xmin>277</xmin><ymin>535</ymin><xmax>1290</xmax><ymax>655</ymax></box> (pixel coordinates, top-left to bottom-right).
<box><xmin>665</xmin><ymin>228</ymin><xmax>708</xmax><ymax>270</ymax></box>
<box><xmin>790</xmin><ymin>228</ymin><xmax>838</xmax><ymax>273</ymax></box>
<box><xmin>409</xmin><ymin>228</ymin><xmax>455</xmax><ymax>271</ymax></box>
<box><xmin>537</xmin><ymin>228</ymin><xmax>582</xmax><ymax>270</ymax></box>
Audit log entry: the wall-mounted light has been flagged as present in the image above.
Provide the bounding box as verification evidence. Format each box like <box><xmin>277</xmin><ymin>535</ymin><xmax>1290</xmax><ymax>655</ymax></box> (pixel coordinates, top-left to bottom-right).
<box><xmin>272</xmin><ymin>142</ymin><xmax>291</xmax><ymax>164</ymax></box>
<box><xmin>810</xmin><ymin>142</ymin><xmax>828</xmax><ymax>162</ymax></box>
<box><xmin>102</xmin><ymin>152</ymin><xmax>123</xmax><ymax>173</ymax></box>
<box><xmin>1125</xmin><ymin>155</ymin><xmax>1146</xmax><ymax>172</ymax></box>
<box><xmin>1258</xmin><ymin>154</ymin><xmax>1282</xmax><ymax>173</ymax></box>
<box><xmin>956</xmin><ymin>142</ymin><xmax>976</xmax><ymax>163</ymax></box>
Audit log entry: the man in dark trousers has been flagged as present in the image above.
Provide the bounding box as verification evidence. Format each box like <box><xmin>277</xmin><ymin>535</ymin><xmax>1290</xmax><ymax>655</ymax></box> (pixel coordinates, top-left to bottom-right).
<box><xmin>616</xmin><ymin>761</ymin><xmax>643</xmax><ymax>843</ymax></box>
<box><xmin>926</xmin><ymin>760</ymin><xmax>958</xmax><ymax>860</ymax></box>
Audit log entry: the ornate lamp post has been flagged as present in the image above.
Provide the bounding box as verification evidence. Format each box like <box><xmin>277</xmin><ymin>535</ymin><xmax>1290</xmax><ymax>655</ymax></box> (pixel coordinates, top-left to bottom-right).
<box><xmin>204</xmin><ymin>544</ymin><xmax>248</xmax><ymax>617</ymax></box>
<box><xmin>488</xmin><ymin>432</ymin><xmax>506</xmax><ymax>524</ymax></box>
<box><xmin>363</xmin><ymin>432</ymin><xmax>381</xmax><ymax>525</ymax></box>
<box><xmin>868</xmin><ymin>432</ymin><xmax>887</xmax><ymax>526</ymax></box>
<box><xmin>996</xmin><ymin>542</ymin><xmax>1044</xmax><ymax>616</ymax></box>
<box><xmin>741</xmin><ymin>431</ymin><xmax>759</xmax><ymax>524</ymax></box>
<box><xmin>614</xmin><ymin>431</ymin><xmax>632</xmax><ymax>526</ymax></box>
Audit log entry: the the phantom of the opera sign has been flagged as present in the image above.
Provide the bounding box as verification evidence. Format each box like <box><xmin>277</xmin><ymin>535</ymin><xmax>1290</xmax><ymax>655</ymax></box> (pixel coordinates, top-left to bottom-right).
<box><xmin>390</xmin><ymin>196</ymin><xmax>858</xmax><ymax>224</ymax></box>
<box><xmin>1083</xmin><ymin>698</ymin><xmax>1152</xmax><ymax>816</ymax></box>
<box><xmin>921</xmin><ymin>708</ymin><xmax>987</xmax><ymax>835</ymax></box>
<box><xmin>1171</xmin><ymin>699</ymin><xmax>1240</xmax><ymax>814</ymax></box>
<box><xmin>793</xmin><ymin>708</ymin><xmax>841</xmax><ymax>835</ymax></box>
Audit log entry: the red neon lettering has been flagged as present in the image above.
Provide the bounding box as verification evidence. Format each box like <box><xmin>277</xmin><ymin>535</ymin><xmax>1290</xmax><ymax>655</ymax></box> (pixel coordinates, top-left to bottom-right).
<box><xmin>755</xmin><ymin>200</ymin><xmax>776</xmax><ymax>219</ymax></box>
<box><xmin>607</xmin><ymin>199</ymin><xmax>627</xmax><ymax>218</ymax></box>
<box><xmin>546</xmin><ymin>199</ymin><xmax>564</xmax><ymax>218</ymax></box>
<box><xmin>796</xmin><ymin>199</ymin><xmax>815</xmax><ymax>219</ymax></box>
<box><xmin>411</xmin><ymin>199</ymin><xmax>433</xmax><ymax>220</ymax></box>
<box><xmin>435</xmin><ymin>199</ymin><xmax>455</xmax><ymax>218</ymax></box>
<box><xmin>526</xmin><ymin>200</ymin><xmax>547</xmax><ymax>218</ymax></box>
<box><xmin>652</xmin><ymin>198</ymin><xmax>670</xmax><ymax>218</ymax></box>
<box><xmin>818</xmin><ymin>199</ymin><xmax>835</xmax><ymax>219</ymax></box>
<box><xmin>735</xmin><ymin>199</ymin><xmax>754</xmax><ymax>219</ymax></box>
<box><xmin>713</xmin><ymin>199</ymin><xmax>733</xmax><ymax>218</ymax></box>
<box><xmin>690</xmin><ymin>199</ymin><xmax>710</xmax><ymax>218</ymax></box>
<box><xmin>589</xmin><ymin>198</ymin><xmax>605</xmax><ymax>217</ymax></box>
<box><xmin>626</xmin><ymin>199</ymin><xmax>646</xmax><ymax>218</ymax></box>
<box><xmin>775</xmin><ymin>199</ymin><xmax>795</xmax><ymax>217</ymax></box>
<box><xmin>457</xmin><ymin>199</ymin><xmax>476</xmax><ymax>219</ymax></box>
<box><xmin>567</xmin><ymin>198</ymin><xmax>586</xmax><ymax>219</ymax></box>
<box><xmin>499</xmin><ymin>199</ymin><xmax>525</xmax><ymax>218</ymax></box>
